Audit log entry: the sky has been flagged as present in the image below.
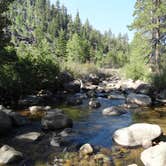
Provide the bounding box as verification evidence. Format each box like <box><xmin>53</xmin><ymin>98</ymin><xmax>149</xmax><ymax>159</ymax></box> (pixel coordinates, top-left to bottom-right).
<box><xmin>51</xmin><ymin>0</ymin><xmax>136</xmax><ymax>41</ymax></box>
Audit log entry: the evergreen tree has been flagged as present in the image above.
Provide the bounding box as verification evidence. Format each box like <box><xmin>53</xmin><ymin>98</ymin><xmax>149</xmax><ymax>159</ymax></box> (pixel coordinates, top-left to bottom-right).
<box><xmin>129</xmin><ymin>0</ymin><xmax>166</xmax><ymax>72</ymax></box>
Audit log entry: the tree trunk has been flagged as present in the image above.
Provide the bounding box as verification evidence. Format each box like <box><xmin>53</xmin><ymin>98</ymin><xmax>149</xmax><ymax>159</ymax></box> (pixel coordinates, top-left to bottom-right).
<box><xmin>154</xmin><ymin>0</ymin><xmax>160</xmax><ymax>74</ymax></box>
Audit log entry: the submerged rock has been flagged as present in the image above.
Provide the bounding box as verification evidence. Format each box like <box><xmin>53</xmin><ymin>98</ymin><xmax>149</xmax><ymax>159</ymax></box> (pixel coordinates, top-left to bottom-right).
<box><xmin>41</xmin><ymin>109</ymin><xmax>73</xmax><ymax>130</ymax></box>
<box><xmin>127</xmin><ymin>93</ymin><xmax>152</xmax><ymax>106</ymax></box>
<box><xmin>113</xmin><ymin>123</ymin><xmax>162</xmax><ymax>147</ymax></box>
<box><xmin>102</xmin><ymin>106</ymin><xmax>126</xmax><ymax>116</ymax></box>
<box><xmin>0</xmin><ymin>145</ymin><xmax>23</xmax><ymax>164</ymax></box>
<box><xmin>141</xmin><ymin>142</ymin><xmax>166</xmax><ymax>166</ymax></box>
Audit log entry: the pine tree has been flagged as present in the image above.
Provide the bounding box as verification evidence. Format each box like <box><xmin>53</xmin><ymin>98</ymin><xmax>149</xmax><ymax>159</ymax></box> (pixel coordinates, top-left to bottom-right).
<box><xmin>129</xmin><ymin>0</ymin><xmax>166</xmax><ymax>72</ymax></box>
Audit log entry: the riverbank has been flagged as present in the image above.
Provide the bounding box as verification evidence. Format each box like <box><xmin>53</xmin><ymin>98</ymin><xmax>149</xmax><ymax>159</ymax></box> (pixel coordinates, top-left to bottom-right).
<box><xmin>0</xmin><ymin>69</ymin><xmax>166</xmax><ymax>166</ymax></box>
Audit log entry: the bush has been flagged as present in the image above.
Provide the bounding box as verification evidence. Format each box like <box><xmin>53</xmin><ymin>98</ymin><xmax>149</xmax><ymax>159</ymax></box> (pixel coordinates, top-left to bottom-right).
<box><xmin>122</xmin><ymin>62</ymin><xmax>151</xmax><ymax>81</ymax></box>
<box><xmin>61</xmin><ymin>61</ymin><xmax>99</xmax><ymax>78</ymax></box>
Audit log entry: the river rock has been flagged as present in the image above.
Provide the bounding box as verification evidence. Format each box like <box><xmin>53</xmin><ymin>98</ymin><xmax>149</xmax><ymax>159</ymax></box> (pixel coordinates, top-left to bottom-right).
<box><xmin>41</xmin><ymin>109</ymin><xmax>73</xmax><ymax>130</ymax></box>
<box><xmin>0</xmin><ymin>145</ymin><xmax>23</xmax><ymax>164</ymax></box>
<box><xmin>88</xmin><ymin>74</ymin><xmax>100</xmax><ymax>85</ymax></box>
<box><xmin>0</xmin><ymin>111</ymin><xmax>12</xmax><ymax>135</ymax></box>
<box><xmin>108</xmin><ymin>94</ymin><xmax>125</xmax><ymax>100</ymax></box>
<box><xmin>79</xmin><ymin>143</ymin><xmax>93</xmax><ymax>155</ymax></box>
<box><xmin>9</xmin><ymin>112</ymin><xmax>30</xmax><ymax>126</ymax></box>
<box><xmin>141</xmin><ymin>142</ymin><xmax>166</xmax><ymax>166</ymax></box>
<box><xmin>89</xmin><ymin>98</ymin><xmax>101</xmax><ymax>108</ymax></box>
<box><xmin>29</xmin><ymin>105</ymin><xmax>51</xmax><ymax>115</ymax></box>
<box><xmin>102</xmin><ymin>106</ymin><xmax>126</xmax><ymax>116</ymax></box>
<box><xmin>63</xmin><ymin>80</ymin><xmax>80</xmax><ymax>93</ymax></box>
<box><xmin>127</xmin><ymin>93</ymin><xmax>152</xmax><ymax>106</ymax></box>
<box><xmin>66</xmin><ymin>96</ymin><xmax>82</xmax><ymax>106</ymax></box>
<box><xmin>113</xmin><ymin>123</ymin><xmax>162</xmax><ymax>147</ymax></box>
<box><xmin>16</xmin><ymin>132</ymin><xmax>41</xmax><ymax>141</ymax></box>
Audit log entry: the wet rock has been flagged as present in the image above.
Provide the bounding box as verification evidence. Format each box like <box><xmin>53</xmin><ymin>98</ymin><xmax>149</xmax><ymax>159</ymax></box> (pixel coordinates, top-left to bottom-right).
<box><xmin>135</xmin><ymin>83</ymin><xmax>153</xmax><ymax>95</ymax></box>
<box><xmin>29</xmin><ymin>105</ymin><xmax>51</xmax><ymax>115</ymax></box>
<box><xmin>59</xmin><ymin>128</ymin><xmax>72</xmax><ymax>137</ymax></box>
<box><xmin>79</xmin><ymin>143</ymin><xmax>93</xmax><ymax>155</ymax></box>
<box><xmin>0</xmin><ymin>105</ymin><xmax>13</xmax><ymax>114</ymax></box>
<box><xmin>0</xmin><ymin>105</ymin><xmax>29</xmax><ymax>127</ymax></box>
<box><xmin>141</xmin><ymin>142</ymin><xmax>166</xmax><ymax>166</ymax></box>
<box><xmin>66</xmin><ymin>96</ymin><xmax>82</xmax><ymax>106</ymax></box>
<box><xmin>16</xmin><ymin>132</ymin><xmax>41</xmax><ymax>141</ymax></box>
<box><xmin>0</xmin><ymin>111</ymin><xmax>12</xmax><ymax>135</ymax></box>
<box><xmin>121</xmin><ymin>103</ymin><xmax>139</xmax><ymax>109</ymax></box>
<box><xmin>87</xmin><ymin>90</ymin><xmax>97</xmax><ymax>98</ymax></box>
<box><xmin>127</xmin><ymin>93</ymin><xmax>152</xmax><ymax>106</ymax></box>
<box><xmin>0</xmin><ymin>145</ymin><xmax>23</xmax><ymax>164</ymax></box>
<box><xmin>89</xmin><ymin>98</ymin><xmax>101</xmax><ymax>108</ymax></box>
<box><xmin>50</xmin><ymin>137</ymin><xmax>60</xmax><ymax>147</ymax></box>
<box><xmin>88</xmin><ymin>74</ymin><xmax>100</xmax><ymax>85</ymax></box>
<box><xmin>9</xmin><ymin>112</ymin><xmax>30</xmax><ymax>126</ymax></box>
<box><xmin>63</xmin><ymin>80</ymin><xmax>80</xmax><ymax>93</ymax></box>
<box><xmin>18</xmin><ymin>95</ymin><xmax>42</xmax><ymax>107</ymax></box>
<box><xmin>102</xmin><ymin>106</ymin><xmax>126</xmax><ymax>116</ymax></box>
<box><xmin>108</xmin><ymin>94</ymin><xmax>125</xmax><ymax>100</ymax></box>
<box><xmin>113</xmin><ymin>123</ymin><xmax>162</xmax><ymax>147</ymax></box>
<box><xmin>41</xmin><ymin>109</ymin><xmax>73</xmax><ymax>130</ymax></box>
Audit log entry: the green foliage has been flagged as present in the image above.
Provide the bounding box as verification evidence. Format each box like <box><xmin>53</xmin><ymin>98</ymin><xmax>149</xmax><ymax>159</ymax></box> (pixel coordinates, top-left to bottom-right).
<box><xmin>66</xmin><ymin>33</ymin><xmax>90</xmax><ymax>63</ymax></box>
<box><xmin>122</xmin><ymin>33</ymin><xmax>151</xmax><ymax>81</ymax></box>
<box><xmin>62</xmin><ymin>61</ymin><xmax>99</xmax><ymax>78</ymax></box>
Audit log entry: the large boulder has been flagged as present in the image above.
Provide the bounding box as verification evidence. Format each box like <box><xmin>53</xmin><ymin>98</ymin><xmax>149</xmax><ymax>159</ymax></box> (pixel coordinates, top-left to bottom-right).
<box><xmin>113</xmin><ymin>123</ymin><xmax>162</xmax><ymax>147</ymax></box>
<box><xmin>127</xmin><ymin>93</ymin><xmax>152</xmax><ymax>106</ymax></box>
<box><xmin>0</xmin><ymin>105</ymin><xmax>29</xmax><ymax>127</ymax></box>
<box><xmin>63</xmin><ymin>80</ymin><xmax>80</xmax><ymax>93</ymax></box>
<box><xmin>0</xmin><ymin>145</ymin><xmax>23</xmax><ymax>164</ymax></box>
<box><xmin>29</xmin><ymin>105</ymin><xmax>51</xmax><ymax>115</ymax></box>
<box><xmin>9</xmin><ymin>112</ymin><xmax>30</xmax><ymax>127</ymax></box>
<box><xmin>0</xmin><ymin>111</ymin><xmax>12</xmax><ymax>135</ymax></box>
<box><xmin>141</xmin><ymin>142</ymin><xmax>166</xmax><ymax>166</ymax></box>
<box><xmin>102</xmin><ymin>106</ymin><xmax>126</xmax><ymax>116</ymax></box>
<box><xmin>41</xmin><ymin>109</ymin><xmax>73</xmax><ymax>130</ymax></box>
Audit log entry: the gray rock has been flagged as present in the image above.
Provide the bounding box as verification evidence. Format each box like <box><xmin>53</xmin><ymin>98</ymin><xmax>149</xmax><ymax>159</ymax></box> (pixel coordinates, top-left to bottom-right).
<box><xmin>108</xmin><ymin>94</ymin><xmax>125</xmax><ymax>100</ymax></box>
<box><xmin>0</xmin><ymin>111</ymin><xmax>12</xmax><ymax>135</ymax></box>
<box><xmin>9</xmin><ymin>112</ymin><xmax>30</xmax><ymax>126</ymax></box>
<box><xmin>113</xmin><ymin>123</ymin><xmax>162</xmax><ymax>147</ymax></box>
<box><xmin>63</xmin><ymin>80</ymin><xmax>80</xmax><ymax>93</ymax></box>
<box><xmin>66</xmin><ymin>96</ymin><xmax>82</xmax><ymax>106</ymax></box>
<box><xmin>41</xmin><ymin>109</ymin><xmax>73</xmax><ymax>130</ymax></box>
<box><xmin>141</xmin><ymin>142</ymin><xmax>166</xmax><ymax>166</ymax></box>
<box><xmin>0</xmin><ymin>145</ymin><xmax>23</xmax><ymax>164</ymax></box>
<box><xmin>102</xmin><ymin>106</ymin><xmax>126</xmax><ymax>116</ymax></box>
<box><xmin>16</xmin><ymin>132</ymin><xmax>41</xmax><ymax>141</ymax></box>
<box><xmin>127</xmin><ymin>93</ymin><xmax>152</xmax><ymax>106</ymax></box>
<box><xmin>29</xmin><ymin>105</ymin><xmax>51</xmax><ymax>115</ymax></box>
<box><xmin>89</xmin><ymin>98</ymin><xmax>101</xmax><ymax>108</ymax></box>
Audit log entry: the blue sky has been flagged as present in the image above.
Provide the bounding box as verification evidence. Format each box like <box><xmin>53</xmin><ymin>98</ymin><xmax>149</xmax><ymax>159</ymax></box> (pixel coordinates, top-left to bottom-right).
<box><xmin>51</xmin><ymin>0</ymin><xmax>136</xmax><ymax>41</ymax></box>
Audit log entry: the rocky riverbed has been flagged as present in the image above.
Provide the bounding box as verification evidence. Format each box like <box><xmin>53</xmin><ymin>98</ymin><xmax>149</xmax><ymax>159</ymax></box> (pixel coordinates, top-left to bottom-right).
<box><xmin>0</xmin><ymin>70</ymin><xmax>166</xmax><ymax>166</ymax></box>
